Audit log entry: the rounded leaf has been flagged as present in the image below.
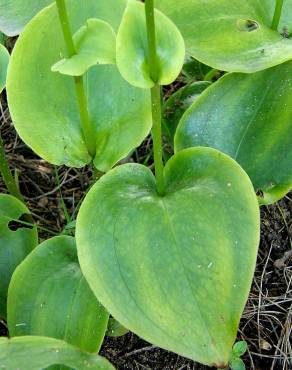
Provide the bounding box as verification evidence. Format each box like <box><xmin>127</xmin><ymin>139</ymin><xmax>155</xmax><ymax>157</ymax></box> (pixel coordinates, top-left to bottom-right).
<box><xmin>0</xmin><ymin>336</ymin><xmax>115</xmax><ymax>370</ymax></box>
<box><xmin>156</xmin><ymin>0</ymin><xmax>292</xmax><ymax>73</ymax></box>
<box><xmin>230</xmin><ymin>357</ymin><xmax>246</xmax><ymax>370</ymax></box>
<box><xmin>116</xmin><ymin>0</ymin><xmax>185</xmax><ymax>88</ymax></box>
<box><xmin>76</xmin><ymin>147</ymin><xmax>260</xmax><ymax>367</ymax></box>
<box><xmin>0</xmin><ymin>43</ymin><xmax>9</xmax><ymax>92</ymax></box>
<box><xmin>233</xmin><ymin>341</ymin><xmax>248</xmax><ymax>357</ymax></box>
<box><xmin>175</xmin><ymin>61</ymin><xmax>292</xmax><ymax>204</ymax></box>
<box><xmin>52</xmin><ymin>19</ymin><xmax>116</xmax><ymax>76</ymax></box>
<box><xmin>0</xmin><ymin>194</ymin><xmax>37</xmax><ymax>319</ymax></box>
<box><xmin>8</xmin><ymin>236</ymin><xmax>108</xmax><ymax>353</ymax></box>
<box><xmin>7</xmin><ymin>0</ymin><xmax>151</xmax><ymax>171</ymax></box>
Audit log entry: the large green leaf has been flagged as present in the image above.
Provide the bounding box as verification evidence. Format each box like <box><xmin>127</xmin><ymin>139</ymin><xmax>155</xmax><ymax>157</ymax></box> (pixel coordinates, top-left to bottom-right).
<box><xmin>7</xmin><ymin>0</ymin><xmax>151</xmax><ymax>172</ymax></box>
<box><xmin>0</xmin><ymin>0</ymin><xmax>53</xmax><ymax>36</ymax></box>
<box><xmin>175</xmin><ymin>61</ymin><xmax>292</xmax><ymax>204</ymax></box>
<box><xmin>116</xmin><ymin>0</ymin><xmax>185</xmax><ymax>88</ymax></box>
<box><xmin>156</xmin><ymin>0</ymin><xmax>292</xmax><ymax>73</ymax></box>
<box><xmin>0</xmin><ymin>336</ymin><xmax>114</xmax><ymax>370</ymax></box>
<box><xmin>76</xmin><ymin>147</ymin><xmax>260</xmax><ymax>367</ymax></box>
<box><xmin>0</xmin><ymin>43</ymin><xmax>9</xmax><ymax>92</ymax></box>
<box><xmin>7</xmin><ymin>236</ymin><xmax>108</xmax><ymax>356</ymax></box>
<box><xmin>0</xmin><ymin>194</ymin><xmax>37</xmax><ymax>319</ymax></box>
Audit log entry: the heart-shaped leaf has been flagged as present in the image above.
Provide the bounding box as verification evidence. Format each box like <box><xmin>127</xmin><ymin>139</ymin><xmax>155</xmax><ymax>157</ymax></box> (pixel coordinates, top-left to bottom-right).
<box><xmin>76</xmin><ymin>147</ymin><xmax>260</xmax><ymax>367</ymax></box>
<box><xmin>0</xmin><ymin>336</ymin><xmax>114</xmax><ymax>370</ymax></box>
<box><xmin>156</xmin><ymin>0</ymin><xmax>292</xmax><ymax>73</ymax></box>
<box><xmin>52</xmin><ymin>19</ymin><xmax>116</xmax><ymax>76</ymax></box>
<box><xmin>175</xmin><ymin>61</ymin><xmax>292</xmax><ymax>204</ymax></box>
<box><xmin>162</xmin><ymin>81</ymin><xmax>211</xmax><ymax>146</ymax></box>
<box><xmin>7</xmin><ymin>0</ymin><xmax>151</xmax><ymax>172</ymax></box>
<box><xmin>0</xmin><ymin>194</ymin><xmax>37</xmax><ymax>319</ymax></box>
<box><xmin>116</xmin><ymin>0</ymin><xmax>185</xmax><ymax>88</ymax></box>
<box><xmin>0</xmin><ymin>43</ymin><xmax>9</xmax><ymax>92</ymax></box>
<box><xmin>0</xmin><ymin>0</ymin><xmax>53</xmax><ymax>36</ymax></box>
<box><xmin>7</xmin><ymin>236</ymin><xmax>108</xmax><ymax>354</ymax></box>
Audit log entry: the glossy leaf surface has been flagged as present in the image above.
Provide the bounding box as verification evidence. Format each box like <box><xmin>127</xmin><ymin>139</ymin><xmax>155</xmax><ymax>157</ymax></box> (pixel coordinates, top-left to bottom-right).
<box><xmin>162</xmin><ymin>81</ymin><xmax>211</xmax><ymax>145</ymax></box>
<box><xmin>175</xmin><ymin>61</ymin><xmax>292</xmax><ymax>204</ymax></box>
<box><xmin>0</xmin><ymin>336</ymin><xmax>115</xmax><ymax>370</ymax></box>
<box><xmin>7</xmin><ymin>0</ymin><xmax>151</xmax><ymax>171</ymax></box>
<box><xmin>0</xmin><ymin>0</ymin><xmax>53</xmax><ymax>36</ymax></box>
<box><xmin>52</xmin><ymin>19</ymin><xmax>116</xmax><ymax>76</ymax></box>
<box><xmin>156</xmin><ymin>0</ymin><xmax>292</xmax><ymax>73</ymax></box>
<box><xmin>0</xmin><ymin>43</ymin><xmax>9</xmax><ymax>92</ymax></box>
<box><xmin>76</xmin><ymin>147</ymin><xmax>260</xmax><ymax>367</ymax></box>
<box><xmin>116</xmin><ymin>0</ymin><xmax>185</xmax><ymax>88</ymax></box>
<box><xmin>8</xmin><ymin>236</ymin><xmax>108</xmax><ymax>354</ymax></box>
<box><xmin>0</xmin><ymin>194</ymin><xmax>37</xmax><ymax>318</ymax></box>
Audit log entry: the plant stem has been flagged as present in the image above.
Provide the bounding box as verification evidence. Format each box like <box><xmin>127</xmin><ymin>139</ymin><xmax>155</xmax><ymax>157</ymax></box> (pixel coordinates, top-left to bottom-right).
<box><xmin>55</xmin><ymin>0</ymin><xmax>96</xmax><ymax>159</ymax></box>
<box><xmin>271</xmin><ymin>0</ymin><xmax>284</xmax><ymax>30</ymax></box>
<box><xmin>145</xmin><ymin>0</ymin><xmax>165</xmax><ymax>196</ymax></box>
<box><xmin>0</xmin><ymin>132</ymin><xmax>24</xmax><ymax>202</ymax></box>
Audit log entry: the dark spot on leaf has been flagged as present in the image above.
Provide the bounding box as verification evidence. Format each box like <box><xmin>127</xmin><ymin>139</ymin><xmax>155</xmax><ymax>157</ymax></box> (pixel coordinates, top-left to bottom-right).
<box><xmin>237</xmin><ymin>19</ymin><xmax>259</xmax><ymax>32</ymax></box>
<box><xmin>8</xmin><ymin>214</ymin><xmax>33</xmax><ymax>231</ymax></box>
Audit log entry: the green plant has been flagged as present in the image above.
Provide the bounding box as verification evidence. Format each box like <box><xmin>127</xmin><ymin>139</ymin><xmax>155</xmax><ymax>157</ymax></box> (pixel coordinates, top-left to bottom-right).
<box><xmin>0</xmin><ymin>0</ymin><xmax>290</xmax><ymax>369</ymax></box>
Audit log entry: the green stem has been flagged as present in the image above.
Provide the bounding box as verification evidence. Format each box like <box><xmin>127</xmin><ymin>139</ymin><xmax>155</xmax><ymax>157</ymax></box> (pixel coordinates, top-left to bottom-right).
<box><xmin>145</xmin><ymin>0</ymin><xmax>165</xmax><ymax>196</ymax></box>
<box><xmin>55</xmin><ymin>0</ymin><xmax>96</xmax><ymax>158</ymax></box>
<box><xmin>271</xmin><ymin>0</ymin><xmax>284</xmax><ymax>30</ymax></box>
<box><xmin>0</xmin><ymin>132</ymin><xmax>24</xmax><ymax>202</ymax></box>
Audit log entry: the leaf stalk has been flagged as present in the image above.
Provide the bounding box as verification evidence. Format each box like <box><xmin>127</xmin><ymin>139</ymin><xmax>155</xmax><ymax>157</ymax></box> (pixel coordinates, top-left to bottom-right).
<box><xmin>55</xmin><ymin>0</ymin><xmax>96</xmax><ymax>159</ymax></box>
<box><xmin>271</xmin><ymin>0</ymin><xmax>284</xmax><ymax>31</ymax></box>
<box><xmin>145</xmin><ymin>0</ymin><xmax>165</xmax><ymax>196</ymax></box>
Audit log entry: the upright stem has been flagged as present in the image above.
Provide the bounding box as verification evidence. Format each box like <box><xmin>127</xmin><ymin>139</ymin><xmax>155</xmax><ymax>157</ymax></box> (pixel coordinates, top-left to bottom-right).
<box><xmin>145</xmin><ymin>0</ymin><xmax>165</xmax><ymax>196</ymax></box>
<box><xmin>0</xmin><ymin>132</ymin><xmax>24</xmax><ymax>202</ymax></box>
<box><xmin>271</xmin><ymin>0</ymin><xmax>284</xmax><ymax>30</ymax></box>
<box><xmin>55</xmin><ymin>0</ymin><xmax>96</xmax><ymax>158</ymax></box>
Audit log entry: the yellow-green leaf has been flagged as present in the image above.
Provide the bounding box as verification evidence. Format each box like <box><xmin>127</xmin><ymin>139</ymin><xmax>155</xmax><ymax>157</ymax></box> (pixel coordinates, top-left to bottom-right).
<box><xmin>116</xmin><ymin>0</ymin><xmax>185</xmax><ymax>88</ymax></box>
<box><xmin>76</xmin><ymin>147</ymin><xmax>260</xmax><ymax>367</ymax></box>
<box><xmin>0</xmin><ymin>194</ymin><xmax>37</xmax><ymax>319</ymax></box>
<box><xmin>8</xmin><ymin>236</ymin><xmax>108</xmax><ymax>356</ymax></box>
<box><xmin>175</xmin><ymin>61</ymin><xmax>292</xmax><ymax>204</ymax></box>
<box><xmin>156</xmin><ymin>0</ymin><xmax>292</xmax><ymax>73</ymax></box>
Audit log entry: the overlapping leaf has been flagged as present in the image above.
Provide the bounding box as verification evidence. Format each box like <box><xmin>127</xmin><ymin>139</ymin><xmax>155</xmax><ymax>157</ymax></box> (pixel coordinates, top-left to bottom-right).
<box><xmin>8</xmin><ymin>236</ymin><xmax>108</xmax><ymax>355</ymax></box>
<box><xmin>7</xmin><ymin>0</ymin><xmax>151</xmax><ymax>171</ymax></box>
<box><xmin>52</xmin><ymin>19</ymin><xmax>116</xmax><ymax>76</ymax></box>
<box><xmin>116</xmin><ymin>0</ymin><xmax>185</xmax><ymax>88</ymax></box>
<box><xmin>76</xmin><ymin>147</ymin><xmax>260</xmax><ymax>367</ymax></box>
<box><xmin>0</xmin><ymin>336</ymin><xmax>114</xmax><ymax>370</ymax></box>
<box><xmin>156</xmin><ymin>0</ymin><xmax>292</xmax><ymax>73</ymax></box>
<box><xmin>175</xmin><ymin>61</ymin><xmax>292</xmax><ymax>204</ymax></box>
<box><xmin>0</xmin><ymin>194</ymin><xmax>37</xmax><ymax>318</ymax></box>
